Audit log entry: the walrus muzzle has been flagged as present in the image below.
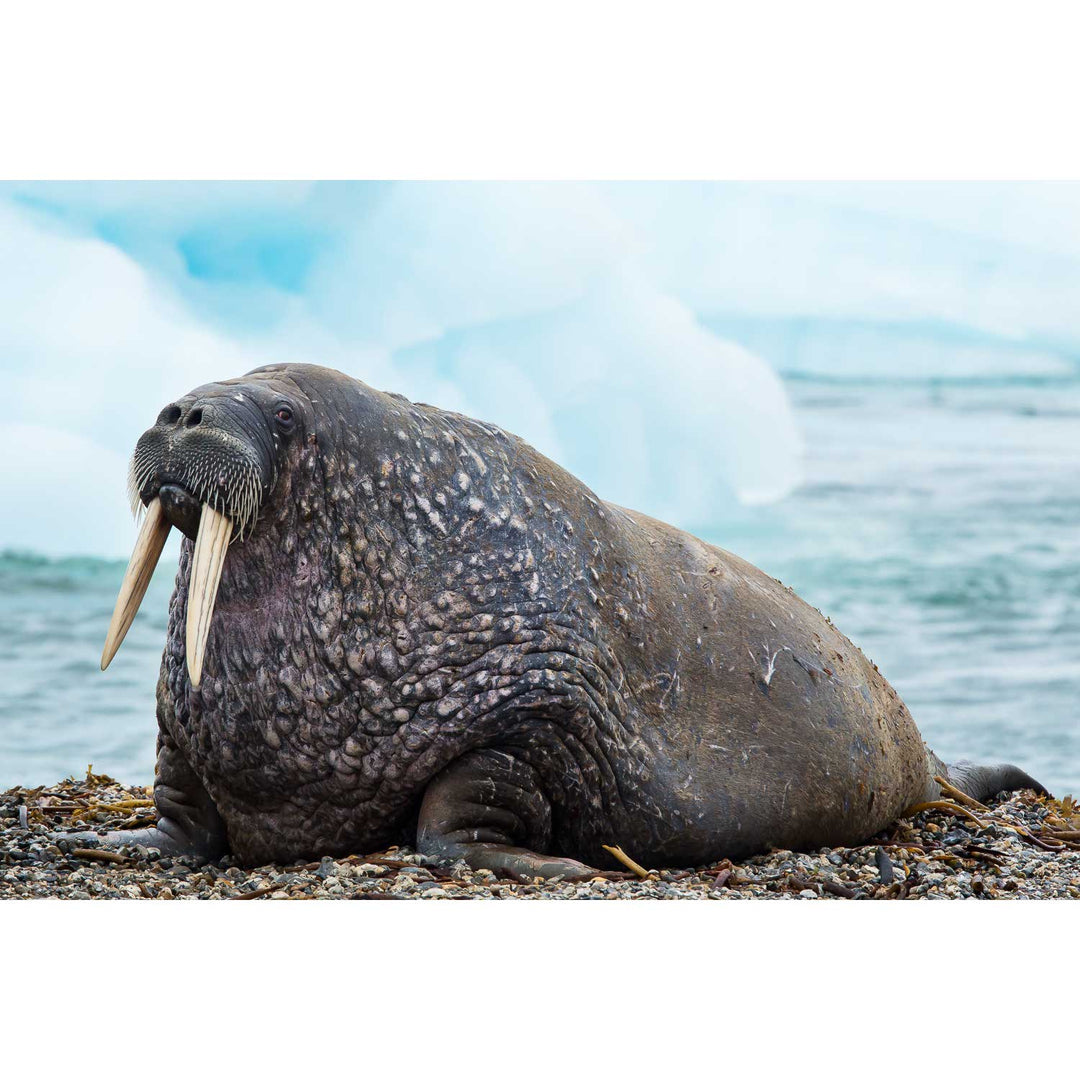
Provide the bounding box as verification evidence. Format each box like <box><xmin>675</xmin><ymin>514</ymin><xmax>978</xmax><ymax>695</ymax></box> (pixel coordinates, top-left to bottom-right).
<box><xmin>101</xmin><ymin>499</ymin><xmax>233</xmax><ymax>688</ymax></box>
<box><xmin>100</xmin><ymin>382</ymin><xmax>284</xmax><ymax>687</ymax></box>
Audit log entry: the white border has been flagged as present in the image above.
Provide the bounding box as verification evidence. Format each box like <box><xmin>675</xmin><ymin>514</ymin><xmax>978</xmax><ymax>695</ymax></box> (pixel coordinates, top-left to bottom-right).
<box><xmin>2</xmin><ymin>2</ymin><xmax>1080</xmax><ymax>178</ymax></box>
<box><xmin>2</xmin><ymin>899</ymin><xmax>1077</xmax><ymax>1071</ymax></box>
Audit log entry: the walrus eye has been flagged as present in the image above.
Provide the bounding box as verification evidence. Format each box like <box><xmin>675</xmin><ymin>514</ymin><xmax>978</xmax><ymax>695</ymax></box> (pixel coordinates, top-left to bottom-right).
<box><xmin>275</xmin><ymin>406</ymin><xmax>294</xmax><ymax>429</ymax></box>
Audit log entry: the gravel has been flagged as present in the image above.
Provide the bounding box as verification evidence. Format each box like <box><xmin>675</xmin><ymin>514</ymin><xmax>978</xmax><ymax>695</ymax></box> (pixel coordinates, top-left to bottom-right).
<box><xmin>3</xmin><ymin>771</ymin><xmax>1079</xmax><ymax>900</ymax></box>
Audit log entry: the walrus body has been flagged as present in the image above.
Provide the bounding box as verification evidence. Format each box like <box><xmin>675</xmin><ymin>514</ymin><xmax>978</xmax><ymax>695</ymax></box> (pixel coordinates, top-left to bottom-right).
<box><xmin>94</xmin><ymin>363</ymin><xmax>1044</xmax><ymax>876</ymax></box>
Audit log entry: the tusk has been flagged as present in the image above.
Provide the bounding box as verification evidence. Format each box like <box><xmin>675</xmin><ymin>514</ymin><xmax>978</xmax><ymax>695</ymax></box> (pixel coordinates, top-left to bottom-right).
<box><xmin>101</xmin><ymin>498</ymin><xmax>172</xmax><ymax>671</ymax></box>
<box><xmin>186</xmin><ymin>503</ymin><xmax>233</xmax><ymax>688</ymax></box>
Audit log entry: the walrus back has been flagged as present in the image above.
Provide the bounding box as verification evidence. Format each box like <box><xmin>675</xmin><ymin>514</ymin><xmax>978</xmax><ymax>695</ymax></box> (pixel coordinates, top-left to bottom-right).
<box><xmin>605</xmin><ymin>506</ymin><xmax>934</xmax><ymax>859</ymax></box>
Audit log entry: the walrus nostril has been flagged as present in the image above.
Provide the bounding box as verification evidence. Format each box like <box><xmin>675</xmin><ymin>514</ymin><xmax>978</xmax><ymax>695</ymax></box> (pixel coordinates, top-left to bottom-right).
<box><xmin>159</xmin><ymin>404</ymin><xmax>181</xmax><ymax>425</ymax></box>
<box><xmin>186</xmin><ymin>407</ymin><xmax>204</xmax><ymax>428</ymax></box>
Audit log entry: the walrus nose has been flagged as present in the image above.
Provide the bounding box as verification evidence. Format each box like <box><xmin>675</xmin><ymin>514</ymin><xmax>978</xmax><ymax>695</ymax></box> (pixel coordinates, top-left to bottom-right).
<box><xmin>156</xmin><ymin>402</ymin><xmax>209</xmax><ymax>428</ymax></box>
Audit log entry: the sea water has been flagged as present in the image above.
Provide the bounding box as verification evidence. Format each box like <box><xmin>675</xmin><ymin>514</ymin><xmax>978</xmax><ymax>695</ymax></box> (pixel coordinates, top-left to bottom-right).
<box><xmin>2</xmin><ymin>372</ymin><xmax>1078</xmax><ymax>794</ymax></box>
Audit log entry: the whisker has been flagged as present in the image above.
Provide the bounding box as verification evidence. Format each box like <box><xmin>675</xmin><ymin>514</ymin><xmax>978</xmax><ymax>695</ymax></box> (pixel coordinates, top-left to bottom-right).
<box><xmin>127</xmin><ymin>445</ymin><xmax>265</xmax><ymax>541</ymax></box>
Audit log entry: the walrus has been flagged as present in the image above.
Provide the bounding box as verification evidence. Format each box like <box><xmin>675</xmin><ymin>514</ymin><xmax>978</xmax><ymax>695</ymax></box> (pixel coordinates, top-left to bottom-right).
<box><xmin>89</xmin><ymin>362</ymin><xmax>1045</xmax><ymax>878</ymax></box>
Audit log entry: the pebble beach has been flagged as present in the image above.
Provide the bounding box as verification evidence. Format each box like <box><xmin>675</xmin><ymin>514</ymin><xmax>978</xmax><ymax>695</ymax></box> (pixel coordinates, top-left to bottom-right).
<box><xmin>2</xmin><ymin>770</ymin><xmax>1078</xmax><ymax>900</ymax></box>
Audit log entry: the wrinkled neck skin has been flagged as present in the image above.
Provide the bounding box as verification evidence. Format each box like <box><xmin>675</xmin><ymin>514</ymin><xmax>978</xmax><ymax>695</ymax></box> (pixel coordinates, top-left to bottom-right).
<box><xmin>158</xmin><ymin>378</ymin><xmax>644</xmax><ymax>862</ymax></box>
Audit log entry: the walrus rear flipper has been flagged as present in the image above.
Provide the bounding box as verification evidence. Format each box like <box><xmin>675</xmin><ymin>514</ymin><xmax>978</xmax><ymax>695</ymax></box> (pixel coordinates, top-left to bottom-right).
<box><xmin>944</xmin><ymin>759</ymin><xmax>1050</xmax><ymax>802</ymax></box>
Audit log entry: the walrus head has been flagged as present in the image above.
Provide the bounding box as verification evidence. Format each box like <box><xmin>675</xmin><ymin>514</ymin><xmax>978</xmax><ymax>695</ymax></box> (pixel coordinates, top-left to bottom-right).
<box><xmin>101</xmin><ymin>371</ymin><xmax>310</xmax><ymax>687</ymax></box>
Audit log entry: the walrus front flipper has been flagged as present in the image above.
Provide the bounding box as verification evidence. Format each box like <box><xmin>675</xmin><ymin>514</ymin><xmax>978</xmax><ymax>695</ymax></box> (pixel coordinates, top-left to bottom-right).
<box><xmin>417</xmin><ymin>750</ymin><xmax>598</xmax><ymax>882</ymax></box>
<box><xmin>89</xmin><ymin>780</ymin><xmax>228</xmax><ymax>861</ymax></box>
<box><xmin>118</xmin><ymin>734</ymin><xmax>229</xmax><ymax>859</ymax></box>
<box><xmin>56</xmin><ymin>735</ymin><xmax>228</xmax><ymax>862</ymax></box>
<box><xmin>944</xmin><ymin>760</ymin><xmax>1050</xmax><ymax>802</ymax></box>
